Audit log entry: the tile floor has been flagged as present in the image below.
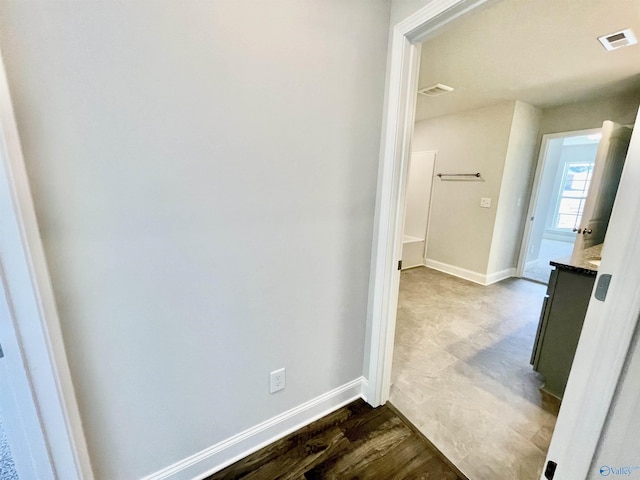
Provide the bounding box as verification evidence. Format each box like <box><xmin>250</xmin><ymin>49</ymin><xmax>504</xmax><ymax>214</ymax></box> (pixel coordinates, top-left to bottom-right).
<box><xmin>523</xmin><ymin>238</ymin><xmax>574</xmax><ymax>283</ymax></box>
<box><xmin>390</xmin><ymin>267</ymin><xmax>560</xmax><ymax>480</ymax></box>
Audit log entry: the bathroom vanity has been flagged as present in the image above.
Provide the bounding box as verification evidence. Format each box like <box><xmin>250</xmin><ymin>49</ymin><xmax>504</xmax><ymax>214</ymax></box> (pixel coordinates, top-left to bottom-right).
<box><xmin>530</xmin><ymin>244</ymin><xmax>602</xmax><ymax>399</ymax></box>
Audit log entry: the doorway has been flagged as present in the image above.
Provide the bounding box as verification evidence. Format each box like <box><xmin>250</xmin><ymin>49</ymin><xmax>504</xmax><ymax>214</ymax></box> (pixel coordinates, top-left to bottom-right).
<box><xmin>392</xmin><ymin>107</ymin><xmax>563</xmax><ymax>479</ymax></box>
<box><xmin>521</xmin><ymin>130</ymin><xmax>601</xmax><ymax>283</ymax></box>
<box><xmin>365</xmin><ymin>1</ymin><xmax>640</xmax><ymax>479</ymax></box>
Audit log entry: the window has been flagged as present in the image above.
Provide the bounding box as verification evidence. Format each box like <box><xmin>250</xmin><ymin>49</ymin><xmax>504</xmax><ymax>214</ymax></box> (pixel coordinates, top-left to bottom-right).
<box><xmin>551</xmin><ymin>161</ymin><xmax>594</xmax><ymax>230</ymax></box>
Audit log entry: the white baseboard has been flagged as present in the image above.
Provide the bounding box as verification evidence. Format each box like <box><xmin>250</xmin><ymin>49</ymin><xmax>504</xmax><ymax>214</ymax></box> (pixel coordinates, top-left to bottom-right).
<box><xmin>485</xmin><ymin>267</ymin><xmax>516</xmax><ymax>285</ymax></box>
<box><xmin>360</xmin><ymin>377</ymin><xmax>370</xmax><ymax>403</ymax></box>
<box><xmin>423</xmin><ymin>259</ymin><xmax>514</xmax><ymax>286</ymax></box>
<box><xmin>142</xmin><ymin>377</ymin><xmax>367</xmax><ymax>480</ymax></box>
<box><xmin>423</xmin><ymin>258</ymin><xmax>486</xmax><ymax>285</ymax></box>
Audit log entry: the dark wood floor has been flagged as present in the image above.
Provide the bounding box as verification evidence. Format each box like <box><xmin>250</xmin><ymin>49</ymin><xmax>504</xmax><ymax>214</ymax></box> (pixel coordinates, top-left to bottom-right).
<box><xmin>206</xmin><ymin>399</ymin><xmax>464</xmax><ymax>480</ymax></box>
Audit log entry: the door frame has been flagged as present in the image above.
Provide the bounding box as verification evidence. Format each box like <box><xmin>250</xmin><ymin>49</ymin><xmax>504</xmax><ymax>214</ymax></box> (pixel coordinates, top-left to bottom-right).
<box><xmin>0</xmin><ymin>51</ymin><xmax>93</xmax><ymax>478</ymax></box>
<box><xmin>516</xmin><ymin>127</ymin><xmax>601</xmax><ymax>277</ymax></box>
<box><xmin>364</xmin><ymin>1</ymin><xmax>640</xmax><ymax>479</ymax></box>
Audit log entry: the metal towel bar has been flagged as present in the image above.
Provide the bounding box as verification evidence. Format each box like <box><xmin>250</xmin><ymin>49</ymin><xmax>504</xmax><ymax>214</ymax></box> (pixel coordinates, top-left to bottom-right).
<box><xmin>437</xmin><ymin>172</ymin><xmax>481</xmax><ymax>179</ymax></box>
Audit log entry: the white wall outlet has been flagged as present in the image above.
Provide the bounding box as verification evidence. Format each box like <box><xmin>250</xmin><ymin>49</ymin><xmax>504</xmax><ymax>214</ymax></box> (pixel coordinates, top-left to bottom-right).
<box><xmin>270</xmin><ymin>368</ymin><xmax>286</xmax><ymax>393</ymax></box>
<box><xmin>480</xmin><ymin>197</ymin><xmax>492</xmax><ymax>208</ymax></box>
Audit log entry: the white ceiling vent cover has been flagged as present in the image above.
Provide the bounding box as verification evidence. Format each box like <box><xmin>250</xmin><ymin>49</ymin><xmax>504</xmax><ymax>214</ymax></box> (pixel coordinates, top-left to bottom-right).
<box><xmin>418</xmin><ymin>83</ymin><xmax>454</xmax><ymax>96</ymax></box>
<box><xmin>598</xmin><ymin>28</ymin><xmax>637</xmax><ymax>51</ymax></box>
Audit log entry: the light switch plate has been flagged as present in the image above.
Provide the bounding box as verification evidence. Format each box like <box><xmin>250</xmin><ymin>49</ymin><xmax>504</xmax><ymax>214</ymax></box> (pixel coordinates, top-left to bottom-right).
<box><xmin>480</xmin><ymin>198</ymin><xmax>491</xmax><ymax>208</ymax></box>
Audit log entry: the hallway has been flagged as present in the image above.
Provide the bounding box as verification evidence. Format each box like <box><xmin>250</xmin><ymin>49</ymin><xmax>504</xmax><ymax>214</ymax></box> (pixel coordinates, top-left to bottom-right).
<box><xmin>390</xmin><ymin>267</ymin><xmax>560</xmax><ymax>480</ymax></box>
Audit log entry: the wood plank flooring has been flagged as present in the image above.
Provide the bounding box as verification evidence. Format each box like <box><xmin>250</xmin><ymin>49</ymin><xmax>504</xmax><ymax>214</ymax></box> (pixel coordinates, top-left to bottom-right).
<box><xmin>206</xmin><ymin>399</ymin><xmax>464</xmax><ymax>480</ymax></box>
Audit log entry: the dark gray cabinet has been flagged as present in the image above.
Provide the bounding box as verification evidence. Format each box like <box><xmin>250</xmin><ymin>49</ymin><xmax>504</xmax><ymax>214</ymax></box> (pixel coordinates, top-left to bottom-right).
<box><xmin>530</xmin><ymin>266</ymin><xmax>596</xmax><ymax>399</ymax></box>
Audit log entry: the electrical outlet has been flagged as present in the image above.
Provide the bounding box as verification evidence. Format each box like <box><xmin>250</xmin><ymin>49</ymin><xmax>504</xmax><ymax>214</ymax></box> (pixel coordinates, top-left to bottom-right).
<box><xmin>270</xmin><ymin>368</ymin><xmax>286</xmax><ymax>393</ymax></box>
<box><xmin>480</xmin><ymin>197</ymin><xmax>492</xmax><ymax>208</ymax></box>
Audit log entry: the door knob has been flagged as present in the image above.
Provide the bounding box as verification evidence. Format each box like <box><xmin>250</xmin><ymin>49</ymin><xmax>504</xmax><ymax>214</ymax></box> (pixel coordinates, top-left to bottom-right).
<box><xmin>583</xmin><ymin>229</ymin><xmax>593</xmax><ymax>235</ymax></box>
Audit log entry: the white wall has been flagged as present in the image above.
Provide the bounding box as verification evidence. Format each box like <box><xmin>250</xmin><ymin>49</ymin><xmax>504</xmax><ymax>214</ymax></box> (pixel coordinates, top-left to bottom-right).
<box><xmin>412</xmin><ymin>101</ymin><xmax>516</xmax><ymax>275</ymax></box>
<box><xmin>411</xmin><ymin>101</ymin><xmax>539</xmax><ymax>280</ymax></box>
<box><xmin>390</xmin><ymin>0</ymin><xmax>432</xmax><ymax>25</ymax></box>
<box><xmin>390</xmin><ymin>0</ymin><xmax>499</xmax><ymax>30</ymax></box>
<box><xmin>0</xmin><ymin>1</ymin><xmax>390</xmax><ymax>479</ymax></box>
<box><xmin>487</xmin><ymin>101</ymin><xmax>541</xmax><ymax>275</ymax></box>
<box><xmin>540</xmin><ymin>91</ymin><xmax>640</xmax><ymax>136</ymax></box>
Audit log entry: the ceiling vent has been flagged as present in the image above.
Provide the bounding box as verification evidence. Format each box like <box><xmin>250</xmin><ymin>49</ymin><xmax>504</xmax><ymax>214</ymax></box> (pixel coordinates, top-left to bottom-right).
<box><xmin>418</xmin><ymin>83</ymin><xmax>454</xmax><ymax>96</ymax></box>
<box><xmin>598</xmin><ymin>28</ymin><xmax>637</xmax><ymax>51</ymax></box>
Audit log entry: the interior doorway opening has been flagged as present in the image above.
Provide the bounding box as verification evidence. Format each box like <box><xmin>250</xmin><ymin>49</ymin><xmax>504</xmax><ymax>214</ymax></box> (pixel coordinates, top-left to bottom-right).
<box><xmin>522</xmin><ymin>130</ymin><xmax>602</xmax><ymax>283</ymax></box>
<box><xmin>372</xmin><ymin>0</ymin><xmax>640</xmax><ymax>478</ymax></box>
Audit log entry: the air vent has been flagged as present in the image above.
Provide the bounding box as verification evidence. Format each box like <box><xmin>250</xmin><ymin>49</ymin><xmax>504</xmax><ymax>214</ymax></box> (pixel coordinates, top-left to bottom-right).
<box><xmin>598</xmin><ymin>28</ymin><xmax>637</xmax><ymax>51</ymax></box>
<box><xmin>418</xmin><ymin>83</ymin><xmax>454</xmax><ymax>96</ymax></box>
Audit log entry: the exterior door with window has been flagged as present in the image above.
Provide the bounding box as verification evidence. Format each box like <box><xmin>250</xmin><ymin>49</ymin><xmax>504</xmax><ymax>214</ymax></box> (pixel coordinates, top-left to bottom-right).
<box><xmin>572</xmin><ymin>121</ymin><xmax>633</xmax><ymax>254</ymax></box>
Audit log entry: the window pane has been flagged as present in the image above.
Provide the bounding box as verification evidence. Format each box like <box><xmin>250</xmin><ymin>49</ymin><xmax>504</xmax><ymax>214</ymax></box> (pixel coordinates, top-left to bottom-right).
<box><xmin>563</xmin><ymin>190</ymin><xmax>585</xmax><ymax>198</ymax></box>
<box><xmin>558</xmin><ymin>198</ymin><xmax>582</xmax><ymax>215</ymax></box>
<box><xmin>551</xmin><ymin>157</ymin><xmax>596</xmax><ymax>231</ymax></box>
<box><xmin>557</xmin><ymin>214</ymin><xmax>578</xmax><ymax>229</ymax></box>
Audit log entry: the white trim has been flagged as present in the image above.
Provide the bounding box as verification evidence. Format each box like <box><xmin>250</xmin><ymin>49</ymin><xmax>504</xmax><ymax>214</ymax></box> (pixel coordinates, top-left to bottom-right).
<box><xmin>423</xmin><ymin>260</ymin><xmax>514</xmax><ymax>286</ymax></box>
<box><xmin>485</xmin><ymin>267</ymin><xmax>516</xmax><ymax>285</ymax></box>
<box><xmin>360</xmin><ymin>377</ymin><xmax>370</xmax><ymax>403</ymax></box>
<box><xmin>142</xmin><ymin>378</ymin><xmax>367</xmax><ymax>480</ymax></box>
<box><xmin>363</xmin><ymin>0</ymin><xmax>500</xmax><ymax>419</ymax></box>
<box><xmin>0</xmin><ymin>50</ymin><xmax>93</xmax><ymax>478</ymax></box>
<box><xmin>365</xmin><ymin>0</ymin><xmax>493</xmax><ymax>408</ymax></box>
<box><xmin>364</xmin><ymin>18</ymin><xmax>421</xmax><ymax>409</ymax></box>
<box><xmin>0</xmin><ymin>267</ymin><xmax>52</xmax><ymax>479</ymax></box>
<box><xmin>423</xmin><ymin>259</ymin><xmax>486</xmax><ymax>285</ymax></box>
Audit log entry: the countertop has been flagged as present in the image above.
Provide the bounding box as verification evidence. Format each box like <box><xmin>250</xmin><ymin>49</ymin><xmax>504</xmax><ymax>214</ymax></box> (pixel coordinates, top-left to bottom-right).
<box><xmin>550</xmin><ymin>243</ymin><xmax>603</xmax><ymax>275</ymax></box>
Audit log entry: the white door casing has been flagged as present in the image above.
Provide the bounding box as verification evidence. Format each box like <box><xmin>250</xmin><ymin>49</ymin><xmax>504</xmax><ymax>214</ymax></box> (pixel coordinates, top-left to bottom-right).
<box><xmin>516</xmin><ymin>128</ymin><xmax>601</xmax><ymax>277</ymax></box>
<box><xmin>0</xmin><ymin>264</ymin><xmax>53</xmax><ymax>479</ymax></box>
<box><xmin>366</xmin><ymin>2</ymin><xmax>640</xmax><ymax>479</ymax></box>
<box><xmin>0</xmin><ymin>48</ymin><xmax>93</xmax><ymax>479</ymax></box>
<box><xmin>364</xmin><ymin>0</ymin><xmax>491</xmax><ymax>408</ymax></box>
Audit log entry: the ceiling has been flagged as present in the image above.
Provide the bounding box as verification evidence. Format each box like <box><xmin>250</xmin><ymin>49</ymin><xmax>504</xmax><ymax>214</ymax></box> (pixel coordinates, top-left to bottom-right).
<box><xmin>415</xmin><ymin>0</ymin><xmax>640</xmax><ymax>121</ymax></box>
